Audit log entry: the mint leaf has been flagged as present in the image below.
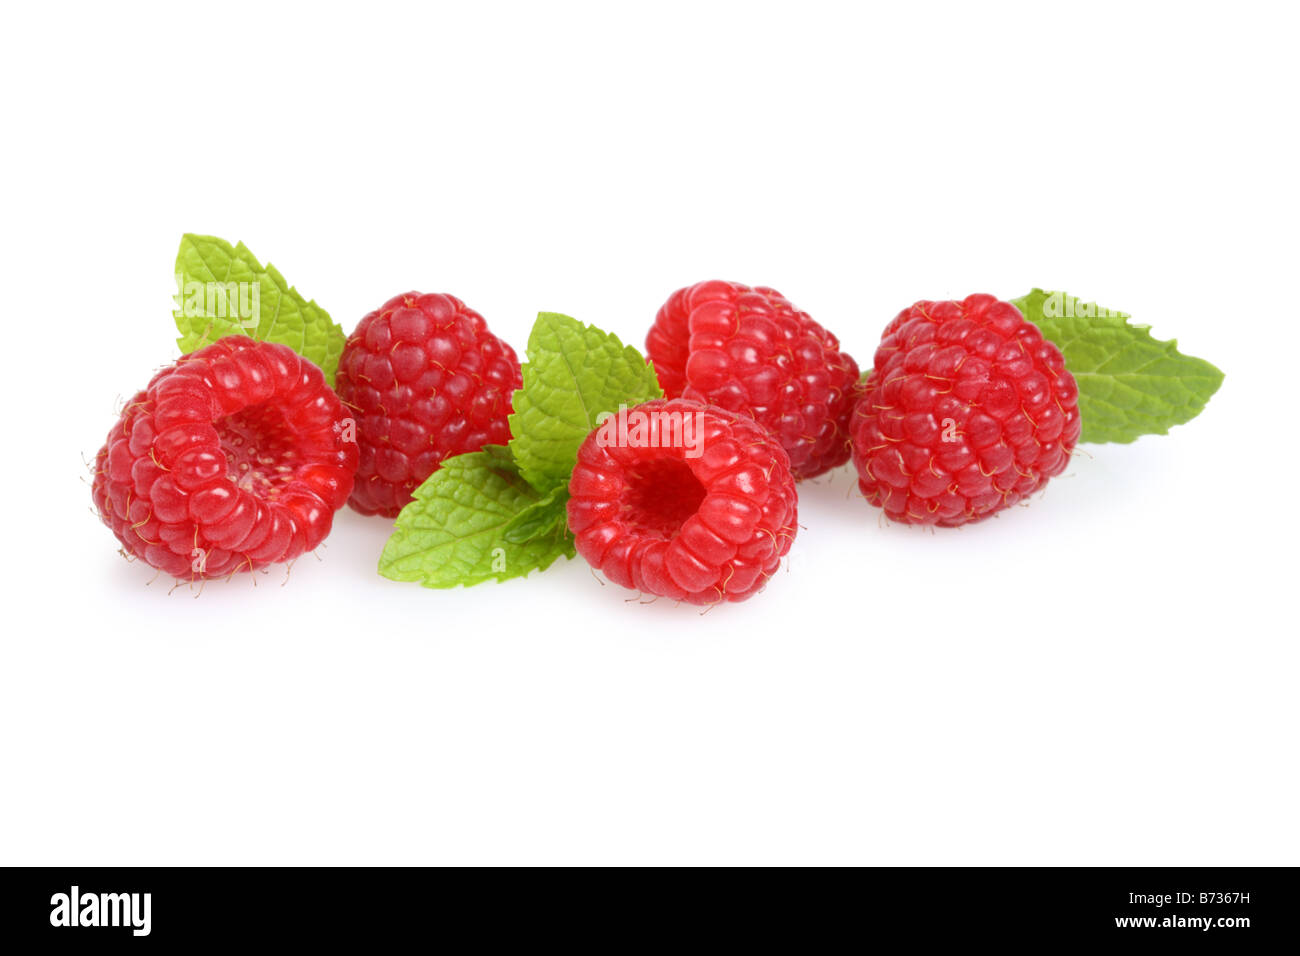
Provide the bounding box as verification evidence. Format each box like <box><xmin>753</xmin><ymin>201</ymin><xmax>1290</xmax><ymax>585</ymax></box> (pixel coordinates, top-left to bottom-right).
<box><xmin>1012</xmin><ymin>289</ymin><xmax>1224</xmax><ymax>444</ymax></box>
<box><xmin>174</xmin><ymin>234</ymin><xmax>346</xmax><ymax>386</ymax></box>
<box><xmin>379</xmin><ymin>313</ymin><xmax>661</xmax><ymax>590</ymax></box>
<box><xmin>502</xmin><ymin>484</ymin><xmax>569</xmax><ymax>545</ymax></box>
<box><xmin>378</xmin><ymin>445</ymin><xmax>574</xmax><ymax>589</ymax></box>
<box><xmin>508</xmin><ymin>312</ymin><xmax>663</xmax><ymax>494</ymax></box>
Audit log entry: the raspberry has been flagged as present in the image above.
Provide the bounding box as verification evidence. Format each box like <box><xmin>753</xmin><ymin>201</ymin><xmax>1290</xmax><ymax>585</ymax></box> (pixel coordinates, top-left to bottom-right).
<box><xmin>566</xmin><ymin>398</ymin><xmax>797</xmax><ymax>604</ymax></box>
<box><xmin>645</xmin><ymin>280</ymin><xmax>861</xmax><ymax>479</ymax></box>
<box><xmin>92</xmin><ymin>336</ymin><xmax>359</xmax><ymax>579</ymax></box>
<box><xmin>850</xmin><ymin>294</ymin><xmax>1081</xmax><ymax>527</ymax></box>
<box><xmin>335</xmin><ymin>292</ymin><xmax>522</xmax><ymax>517</ymax></box>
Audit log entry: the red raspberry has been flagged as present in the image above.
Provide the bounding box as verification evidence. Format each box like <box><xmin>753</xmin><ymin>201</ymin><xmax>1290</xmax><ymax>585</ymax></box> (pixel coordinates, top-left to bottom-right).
<box><xmin>645</xmin><ymin>280</ymin><xmax>861</xmax><ymax>479</ymax></box>
<box><xmin>336</xmin><ymin>292</ymin><xmax>522</xmax><ymax>517</ymax></box>
<box><xmin>850</xmin><ymin>294</ymin><xmax>1081</xmax><ymax>527</ymax></box>
<box><xmin>92</xmin><ymin>336</ymin><xmax>359</xmax><ymax>579</ymax></box>
<box><xmin>566</xmin><ymin>398</ymin><xmax>798</xmax><ymax>604</ymax></box>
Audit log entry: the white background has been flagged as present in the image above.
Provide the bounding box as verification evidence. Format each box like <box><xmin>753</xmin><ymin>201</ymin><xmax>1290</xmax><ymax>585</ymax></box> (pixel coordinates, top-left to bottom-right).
<box><xmin>2</xmin><ymin>1</ymin><xmax>1296</xmax><ymax>865</ymax></box>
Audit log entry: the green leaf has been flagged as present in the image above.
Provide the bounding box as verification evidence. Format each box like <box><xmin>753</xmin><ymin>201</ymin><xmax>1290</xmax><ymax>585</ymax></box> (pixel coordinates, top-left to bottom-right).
<box><xmin>1011</xmin><ymin>289</ymin><xmax>1224</xmax><ymax>444</ymax></box>
<box><xmin>378</xmin><ymin>445</ymin><xmax>574</xmax><ymax>589</ymax></box>
<box><xmin>508</xmin><ymin>312</ymin><xmax>663</xmax><ymax>494</ymax></box>
<box><xmin>173</xmin><ymin>234</ymin><xmax>346</xmax><ymax>386</ymax></box>
<box><xmin>502</xmin><ymin>484</ymin><xmax>569</xmax><ymax>544</ymax></box>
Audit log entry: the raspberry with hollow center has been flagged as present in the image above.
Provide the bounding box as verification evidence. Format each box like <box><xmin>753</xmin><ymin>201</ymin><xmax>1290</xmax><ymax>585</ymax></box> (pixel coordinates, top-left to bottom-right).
<box><xmin>335</xmin><ymin>292</ymin><xmax>522</xmax><ymax>517</ymax></box>
<box><xmin>566</xmin><ymin>398</ymin><xmax>798</xmax><ymax>604</ymax></box>
<box><xmin>851</xmin><ymin>294</ymin><xmax>1081</xmax><ymax>526</ymax></box>
<box><xmin>645</xmin><ymin>280</ymin><xmax>861</xmax><ymax>479</ymax></box>
<box><xmin>92</xmin><ymin>336</ymin><xmax>359</xmax><ymax>579</ymax></box>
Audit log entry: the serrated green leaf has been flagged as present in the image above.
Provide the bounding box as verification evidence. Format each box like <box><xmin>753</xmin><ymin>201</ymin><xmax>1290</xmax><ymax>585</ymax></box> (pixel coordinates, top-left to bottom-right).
<box><xmin>173</xmin><ymin>234</ymin><xmax>346</xmax><ymax>386</ymax></box>
<box><xmin>378</xmin><ymin>445</ymin><xmax>574</xmax><ymax>589</ymax></box>
<box><xmin>508</xmin><ymin>312</ymin><xmax>663</xmax><ymax>494</ymax></box>
<box><xmin>1012</xmin><ymin>289</ymin><xmax>1224</xmax><ymax>444</ymax></box>
<box><xmin>502</xmin><ymin>484</ymin><xmax>569</xmax><ymax>544</ymax></box>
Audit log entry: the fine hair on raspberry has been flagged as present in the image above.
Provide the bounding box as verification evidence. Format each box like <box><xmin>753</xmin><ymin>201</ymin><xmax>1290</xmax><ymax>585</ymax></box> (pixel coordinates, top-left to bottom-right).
<box><xmin>566</xmin><ymin>398</ymin><xmax>798</xmax><ymax>604</ymax></box>
<box><xmin>851</xmin><ymin>294</ymin><xmax>1081</xmax><ymax>526</ymax></box>
<box><xmin>92</xmin><ymin>336</ymin><xmax>360</xmax><ymax>579</ymax></box>
<box><xmin>336</xmin><ymin>292</ymin><xmax>522</xmax><ymax>517</ymax></box>
<box><xmin>645</xmin><ymin>280</ymin><xmax>861</xmax><ymax>480</ymax></box>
